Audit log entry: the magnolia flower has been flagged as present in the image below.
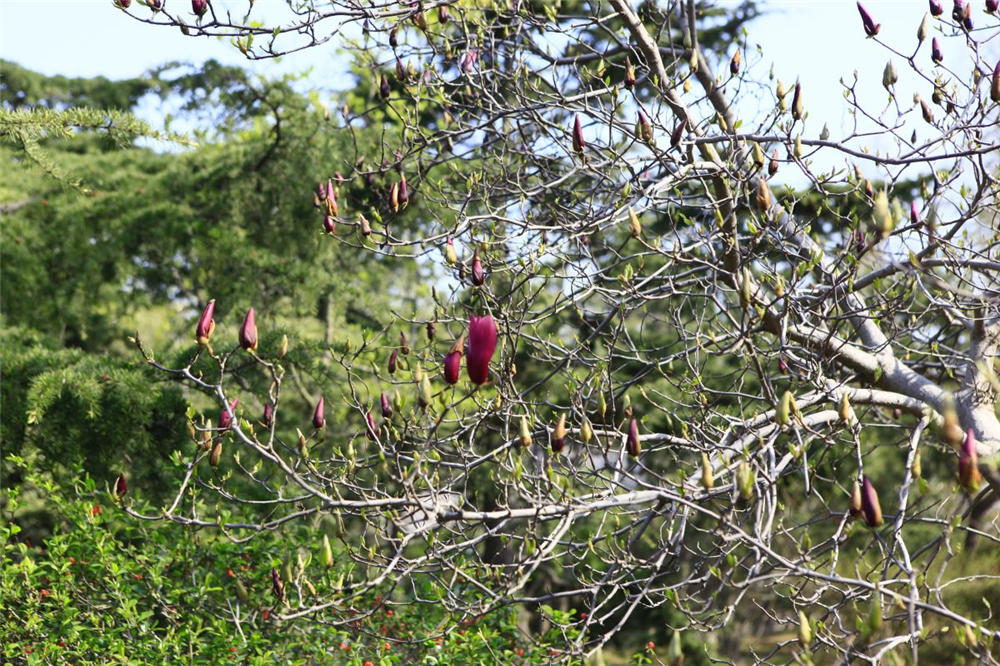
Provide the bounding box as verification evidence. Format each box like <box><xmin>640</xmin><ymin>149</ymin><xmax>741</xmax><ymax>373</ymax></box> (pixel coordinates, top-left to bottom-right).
<box><xmin>192</xmin><ymin>0</ymin><xmax>207</xmax><ymax>16</ymax></box>
<box><xmin>444</xmin><ymin>333</ymin><xmax>464</xmax><ymax>385</ymax></box>
<box><xmin>857</xmin><ymin>2</ymin><xmax>880</xmax><ymax>37</ymax></box>
<box><xmin>466</xmin><ymin>315</ymin><xmax>497</xmax><ymax>385</ymax></box>
<box><xmin>239</xmin><ymin>307</ymin><xmax>258</xmax><ymax>352</ymax></box>
<box><xmin>861</xmin><ymin>475</ymin><xmax>883</xmax><ymax>527</ymax></box>
<box><xmin>196</xmin><ymin>300</ymin><xmax>216</xmax><ymax>345</ymax></box>
<box><xmin>312</xmin><ymin>396</ymin><xmax>325</xmax><ymax>429</ymax></box>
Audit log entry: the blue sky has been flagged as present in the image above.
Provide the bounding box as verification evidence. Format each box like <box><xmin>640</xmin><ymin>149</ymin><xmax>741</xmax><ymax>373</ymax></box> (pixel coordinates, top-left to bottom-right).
<box><xmin>1</xmin><ymin>0</ymin><xmax>987</xmax><ymax>181</ymax></box>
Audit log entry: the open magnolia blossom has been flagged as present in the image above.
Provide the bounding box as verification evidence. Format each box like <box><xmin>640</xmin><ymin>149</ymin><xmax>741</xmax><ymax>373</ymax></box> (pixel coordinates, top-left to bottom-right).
<box><xmin>122</xmin><ymin>0</ymin><xmax>1000</xmax><ymax>662</ymax></box>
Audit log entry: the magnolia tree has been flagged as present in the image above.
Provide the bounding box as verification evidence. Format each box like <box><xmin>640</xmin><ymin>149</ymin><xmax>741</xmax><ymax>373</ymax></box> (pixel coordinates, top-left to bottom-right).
<box><xmin>119</xmin><ymin>0</ymin><xmax>999</xmax><ymax>662</ymax></box>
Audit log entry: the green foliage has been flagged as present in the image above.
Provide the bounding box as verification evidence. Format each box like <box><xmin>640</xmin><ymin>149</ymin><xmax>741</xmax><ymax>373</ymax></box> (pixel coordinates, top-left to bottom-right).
<box><xmin>1</xmin><ymin>460</ymin><xmax>577</xmax><ymax>665</ymax></box>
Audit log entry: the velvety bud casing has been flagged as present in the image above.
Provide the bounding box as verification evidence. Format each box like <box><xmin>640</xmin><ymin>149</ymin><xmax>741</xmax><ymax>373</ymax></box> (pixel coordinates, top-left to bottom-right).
<box><xmin>572</xmin><ymin>115</ymin><xmax>585</xmax><ymax>154</ymax></box>
<box><xmin>192</xmin><ymin>0</ymin><xmax>208</xmax><ymax>16</ymax></box>
<box><xmin>380</xmin><ymin>392</ymin><xmax>393</xmax><ymax>418</ymax></box>
<box><xmin>115</xmin><ymin>473</ymin><xmax>127</xmax><ymax>497</ymax></box>
<box><xmin>466</xmin><ymin>315</ymin><xmax>498</xmax><ymax>385</ymax></box>
<box><xmin>929</xmin><ymin>0</ymin><xmax>943</xmax><ymax>15</ymax></box>
<box><xmin>262</xmin><ymin>402</ymin><xmax>274</xmax><ymax>427</ymax></box>
<box><xmin>196</xmin><ymin>299</ymin><xmax>216</xmax><ymax>345</ymax></box>
<box><xmin>365</xmin><ymin>411</ymin><xmax>379</xmax><ymax>441</ymax></box>
<box><xmin>551</xmin><ymin>414</ymin><xmax>567</xmax><ymax>453</ymax></box>
<box><xmin>388</xmin><ymin>349</ymin><xmax>398</xmax><ymax>374</ymax></box>
<box><xmin>931</xmin><ymin>37</ymin><xmax>943</xmax><ymax>64</ymax></box>
<box><xmin>239</xmin><ymin>307</ymin><xmax>258</xmax><ymax>351</ymax></box>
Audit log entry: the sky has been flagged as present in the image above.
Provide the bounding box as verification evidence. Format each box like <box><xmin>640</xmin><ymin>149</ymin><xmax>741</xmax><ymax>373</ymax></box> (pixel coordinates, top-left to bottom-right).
<box><xmin>1</xmin><ymin>1</ymin><xmax>995</xmax><ymax>179</ymax></box>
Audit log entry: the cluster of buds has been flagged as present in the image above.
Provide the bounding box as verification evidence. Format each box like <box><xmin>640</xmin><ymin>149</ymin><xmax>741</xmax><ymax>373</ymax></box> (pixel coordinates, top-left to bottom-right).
<box><xmin>315</xmin><ymin>178</ymin><xmax>339</xmax><ymax>232</ymax></box>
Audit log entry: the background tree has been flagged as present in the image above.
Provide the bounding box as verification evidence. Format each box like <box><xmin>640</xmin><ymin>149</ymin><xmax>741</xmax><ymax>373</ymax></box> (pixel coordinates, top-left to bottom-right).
<box><xmin>7</xmin><ymin>0</ymin><xmax>1000</xmax><ymax>662</ymax></box>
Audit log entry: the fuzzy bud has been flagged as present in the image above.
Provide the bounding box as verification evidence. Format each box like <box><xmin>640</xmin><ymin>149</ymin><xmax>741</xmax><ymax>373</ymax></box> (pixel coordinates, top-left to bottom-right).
<box><xmin>520</xmin><ymin>415</ymin><xmax>532</xmax><ymax>447</ymax></box>
<box><xmin>730</xmin><ymin>49</ymin><xmax>741</xmax><ymax>76</ymax></box>
<box><xmin>849</xmin><ymin>480</ymin><xmax>863</xmax><ymax>517</ymax></box>
<box><xmin>365</xmin><ymin>411</ymin><xmax>379</xmax><ymax>441</ymax></box>
<box><xmin>115</xmin><ymin>473</ymin><xmax>127</xmax><ymax>498</ymax></box>
<box><xmin>791</xmin><ymin>82</ymin><xmax>804</xmax><ymax>120</ymax></box>
<box><xmin>798</xmin><ymin>611</ymin><xmax>812</xmax><ymax>647</ymax></box>
<box><xmin>388</xmin><ymin>349</ymin><xmax>398</xmax><ymax>375</ymax></box>
<box><xmin>209</xmin><ymin>439</ymin><xmax>222</xmax><ymax>466</ymax></box>
<box><xmin>627</xmin><ymin>207</ymin><xmax>642</xmax><ymax>237</ymax></box>
<box><xmin>768</xmin><ymin>150</ymin><xmax>780</xmax><ymax>176</ymax></box>
<box><xmin>359</xmin><ymin>214</ymin><xmax>372</xmax><ymax>237</ymax></box>
<box><xmin>262</xmin><ymin>402</ymin><xmax>274</xmax><ymax>427</ymax></box>
<box><xmin>271</xmin><ymin>567</ymin><xmax>285</xmax><ymax>601</ymax></box>
<box><xmin>737</xmin><ymin>460</ymin><xmax>755</xmax><ymax>500</ymax></box>
<box><xmin>379</xmin><ymin>73</ymin><xmax>391</xmax><ymax>100</ymax></box>
<box><xmin>444</xmin><ymin>237</ymin><xmax>458</xmax><ymax>264</ymax></box>
<box><xmin>399</xmin><ymin>331</ymin><xmax>410</xmax><ymax>355</ymax></box>
<box><xmin>701</xmin><ymin>453</ymin><xmax>714</xmax><ymax>490</ymax></box>
<box><xmin>670</xmin><ymin>118</ymin><xmax>687</xmax><ymax>148</ymax></box>
<box><xmin>466</xmin><ymin>315</ymin><xmax>497</xmax><ymax>385</ymax></box>
<box><xmin>322</xmin><ymin>534</ymin><xmax>334</xmax><ymax>569</ymax></box>
<box><xmin>882</xmin><ymin>61</ymin><xmax>898</xmax><ymax>90</ymax></box>
<box><xmin>941</xmin><ymin>397</ymin><xmax>963</xmax><ymax>448</ymax></box>
<box><xmin>931</xmin><ymin>37</ymin><xmax>943</xmax><ymax>65</ymax></box>
<box><xmin>777</xmin><ymin>391</ymin><xmax>791</xmax><ymax>426</ymax></box>
<box><xmin>929</xmin><ymin>0</ymin><xmax>943</xmax><ymax>16</ymax></box>
<box><xmin>192</xmin><ymin>0</ymin><xmax>207</xmax><ymax>16</ymax></box>
<box><xmin>624</xmin><ymin>58</ymin><xmax>636</xmax><ymax>88</ymax></box>
<box><xmin>398</xmin><ymin>175</ymin><xmax>409</xmax><ymax>208</ymax></box>
<box><xmin>991</xmin><ymin>60</ymin><xmax>1000</xmax><ymax>102</ymax></box>
<box><xmin>988</xmin><ymin>0</ymin><xmax>998</xmax><ymax>13</ymax></box>
<box><xmin>580</xmin><ymin>418</ymin><xmax>593</xmax><ymax>445</ymax></box>
<box><xmin>323</xmin><ymin>215</ymin><xmax>336</xmax><ymax>234</ymax></box>
<box><xmin>872</xmin><ymin>189</ymin><xmax>893</xmax><ymax>238</ymax></box>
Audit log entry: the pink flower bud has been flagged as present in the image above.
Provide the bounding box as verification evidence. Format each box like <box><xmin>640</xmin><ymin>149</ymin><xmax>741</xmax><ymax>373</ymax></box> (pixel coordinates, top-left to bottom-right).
<box><xmin>365</xmin><ymin>411</ymin><xmax>379</xmax><ymax>441</ymax></box>
<box><xmin>572</xmin><ymin>115</ymin><xmax>585</xmax><ymax>155</ymax></box>
<box><xmin>316</xmin><ymin>181</ymin><xmax>327</xmax><ymax>204</ymax></box>
<box><xmin>239</xmin><ymin>307</ymin><xmax>258</xmax><ymax>352</ymax></box>
<box><xmin>992</xmin><ymin>60</ymin><xmax>1000</xmax><ymax>102</ymax></box>
<box><xmin>379</xmin><ymin>73</ymin><xmax>391</xmax><ymax>100</ymax></box>
<box><xmin>388</xmin><ymin>349</ymin><xmax>398</xmax><ymax>374</ymax></box>
<box><xmin>444</xmin><ymin>333</ymin><xmax>464</xmax><ymax>385</ymax></box>
<box><xmin>910</xmin><ymin>201</ymin><xmax>920</xmax><ymax>225</ymax></box>
<box><xmin>312</xmin><ymin>396</ymin><xmax>325</xmax><ymax>429</ymax></box>
<box><xmin>988</xmin><ymin>0</ymin><xmax>998</xmax><ymax>14</ymax></box>
<box><xmin>325</xmin><ymin>178</ymin><xmax>336</xmax><ymax>202</ymax></box>
<box><xmin>861</xmin><ymin>475</ymin><xmax>883</xmax><ymax>528</ymax></box>
<box><xmin>380</xmin><ymin>392</ymin><xmax>393</xmax><ymax>418</ymax></box>
<box><xmin>959</xmin><ymin>429</ymin><xmax>982</xmax><ymax>491</ymax></box>
<box><xmin>400</xmin><ymin>331</ymin><xmax>410</xmax><ymax>355</ymax></box>
<box><xmin>625</xmin><ymin>58</ymin><xmax>636</xmax><ymax>87</ymax></box>
<box><xmin>626</xmin><ymin>418</ymin><xmax>641</xmax><ymax>457</ymax></box>
<box><xmin>466</xmin><ymin>315</ymin><xmax>497</xmax><ymax>385</ymax></box>
<box><xmin>931</xmin><ymin>37</ymin><xmax>943</xmax><ymax>64</ymax></box>
<box><xmin>426</xmin><ymin>321</ymin><xmax>436</xmax><ymax>341</ymax></box>
<box><xmin>115</xmin><ymin>473</ymin><xmax>127</xmax><ymax>497</ymax></box>
<box><xmin>438</xmin><ymin>4</ymin><xmax>450</xmax><ymax>22</ymax></box>
<box><xmin>262</xmin><ymin>402</ymin><xmax>274</xmax><ymax>427</ymax></box>
<box><xmin>323</xmin><ymin>215</ymin><xmax>336</xmax><ymax>234</ymax></box>
<box><xmin>396</xmin><ymin>58</ymin><xmax>406</xmax><ymax>80</ymax></box>
<box><xmin>271</xmin><ymin>567</ymin><xmax>284</xmax><ymax>601</ymax></box>
<box><xmin>148</xmin><ymin>0</ymin><xmax>162</xmax><ymax>9</ymax></box>
<box><xmin>196</xmin><ymin>299</ymin><xmax>216</xmax><ymax>345</ymax></box>
<box><xmin>952</xmin><ymin>0</ymin><xmax>964</xmax><ymax>21</ymax></box>
<box><xmin>192</xmin><ymin>0</ymin><xmax>207</xmax><ymax>16</ymax></box>
<box><xmin>471</xmin><ymin>252</ymin><xmax>485</xmax><ymax>286</ymax></box>
<box><xmin>219</xmin><ymin>398</ymin><xmax>238</xmax><ymax>430</ymax></box>
<box><xmin>857</xmin><ymin>2</ymin><xmax>880</xmax><ymax>37</ymax></box>
<box><xmin>551</xmin><ymin>414</ymin><xmax>567</xmax><ymax>453</ymax></box>
<box><xmin>930</xmin><ymin>0</ymin><xmax>943</xmax><ymax>15</ymax></box>
<box><xmin>670</xmin><ymin>118</ymin><xmax>686</xmax><ymax>148</ymax></box>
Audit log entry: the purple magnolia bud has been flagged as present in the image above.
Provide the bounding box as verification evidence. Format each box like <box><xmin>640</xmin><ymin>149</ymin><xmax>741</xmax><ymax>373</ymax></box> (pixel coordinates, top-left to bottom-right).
<box><xmin>239</xmin><ymin>307</ymin><xmax>258</xmax><ymax>352</ymax></box>
<box><xmin>444</xmin><ymin>334</ymin><xmax>464</xmax><ymax>385</ymax></box>
<box><xmin>148</xmin><ymin>0</ymin><xmax>162</xmax><ymax>10</ymax></box>
<box><xmin>910</xmin><ymin>201</ymin><xmax>921</xmax><ymax>225</ymax></box>
<box><xmin>365</xmin><ymin>411</ymin><xmax>379</xmax><ymax>441</ymax></box>
<box><xmin>466</xmin><ymin>315</ymin><xmax>498</xmax><ymax>385</ymax></box>
<box><xmin>470</xmin><ymin>252</ymin><xmax>486</xmax><ymax>286</ymax></box>
<box><xmin>380</xmin><ymin>392</ymin><xmax>393</xmax><ymax>418</ymax></box>
<box><xmin>860</xmin><ymin>475</ymin><xmax>883</xmax><ymax>528</ymax></box>
<box><xmin>778</xmin><ymin>358</ymin><xmax>789</xmax><ymax>374</ymax></box>
<box><xmin>572</xmin><ymin>115</ymin><xmax>585</xmax><ymax>155</ymax></box>
<box><xmin>426</xmin><ymin>321</ymin><xmax>436</xmax><ymax>341</ymax></box>
<box><xmin>192</xmin><ymin>0</ymin><xmax>208</xmax><ymax>16</ymax></box>
<box><xmin>271</xmin><ymin>567</ymin><xmax>284</xmax><ymax>601</ymax></box>
<box><xmin>312</xmin><ymin>396</ymin><xmax>325</xmax><ymax>429</ymax></box>
<box><xmin>359</xmin><ymin>214</ymin><xmax>372</xmax><ymax>236</ymax></box>
<box><xmin>115</xmin><ymin>473</ymin><xmax>127</xmax><ymax>497</ymax></box>
<box><xmin>963</xmin><ymin>3</ymin><xmax>973</xmax><ymax>29</ymax></box>
<box><xmin>262</xmin><ymin>402</ymin><xmax>274</xmax><ymax>427</ymax></box>
<box><xmin>438</xmin><ymin>4</ymin><xmax>450</xmax><ymax>23</ymax></box>
<box><xmin>959</xmin><ymin>429</ymin><xmax>982</xmax><ymax>491</ymax></box>
<box><xmin>396</xmin><ymin>57</ymin><xmax>406</xmax><ymax>80</ymax></box>
<box><xmin>388</xmin><ymin>349</ymin><xmax>398</xmax><ymax>374</ymax></box>
<box><xmin>931</xmin><ymin>37</ymin><xmax>943</xmax><ymax>64</ymax></box>
<box><xmin>379</xmin><ymin>73</ymin><xmax>391</xmax><ymax>100</ymax></box>
<box><xmin>400</xmin><ymin>331</ymin><xmax>410</xmax><ymax>355</ymax></box>
<box><xmin>325</xmin><ymin>178</ymin><xmax>336</xmax><ymax>202</ymax></box>
<box><xmin>849</xmin><ymin>481</ymin><xmax>863</xmax><ymax>518</ymax></box>
<box><xmin>316</xmin><ymin>181</ymin><xmax>327</xmax><ymax>203</ymax></box>
<box><xmin>670</xmin><ymin>118</ymin><xmax>686</xmax><ymax>148</ymax></box>
<box><xmin>857</xmin><ymin>2</ymin><xmax>880</xmax><ymax>37</ymax></box>
<box><xmin>196</xmin><ymin>299</ymin><xmax>216</xmax><ymax>345</ymax></box>
<box><xmin>625</xmin><ymin>58</ymin><xmax>637</xmax><ymax>87</ymax></box>
<box><xmin>992</xmin><ymin>60</ymin><xmax>1000</xmax><ymax>102</ymax></box>
<box><xmin>323</xmin><ymin>215</ymin><xmax>336</xmax><ymax>234</ymax></box>
<box><xmin>626</xmin><ymin>418</ymin><xmax>641</xmax><ymax>457</ymax></box>
<box><xmin>114</xmin><ymin>0</ymin><xmax>132</xmax><ymax>8</ymax></box>
<box><xmin>988</xmin><ymin>0</ymin><xmax>998</xmax><ymax>14</ymax></box>
<box><xmin>219</xmin><ymin>398</ymin><xmax>238</xmax><ymax>431</ymax></box>
<box><xmin>551</xmin><ymin>414</ymin><xmax>567</xmax><ymax>453</ymax></box>
<box><xmin>930</xmin><ymin>0</ymin><xmax>943</xmax><ymax>15</ymax></box>
<box><xmin>952</xmin><ymin>0</ymin><xmax>964</xmax><ymax>21</ymax></box>
<box><xmin>388</xmin><ymin>25</ymin><xmax>398</xmax><ymax>48</ymax></box>
<box><xmin>729</xmin><ymin>50</ymin><xmax>741</xmax><ymax>76</ymax></box>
